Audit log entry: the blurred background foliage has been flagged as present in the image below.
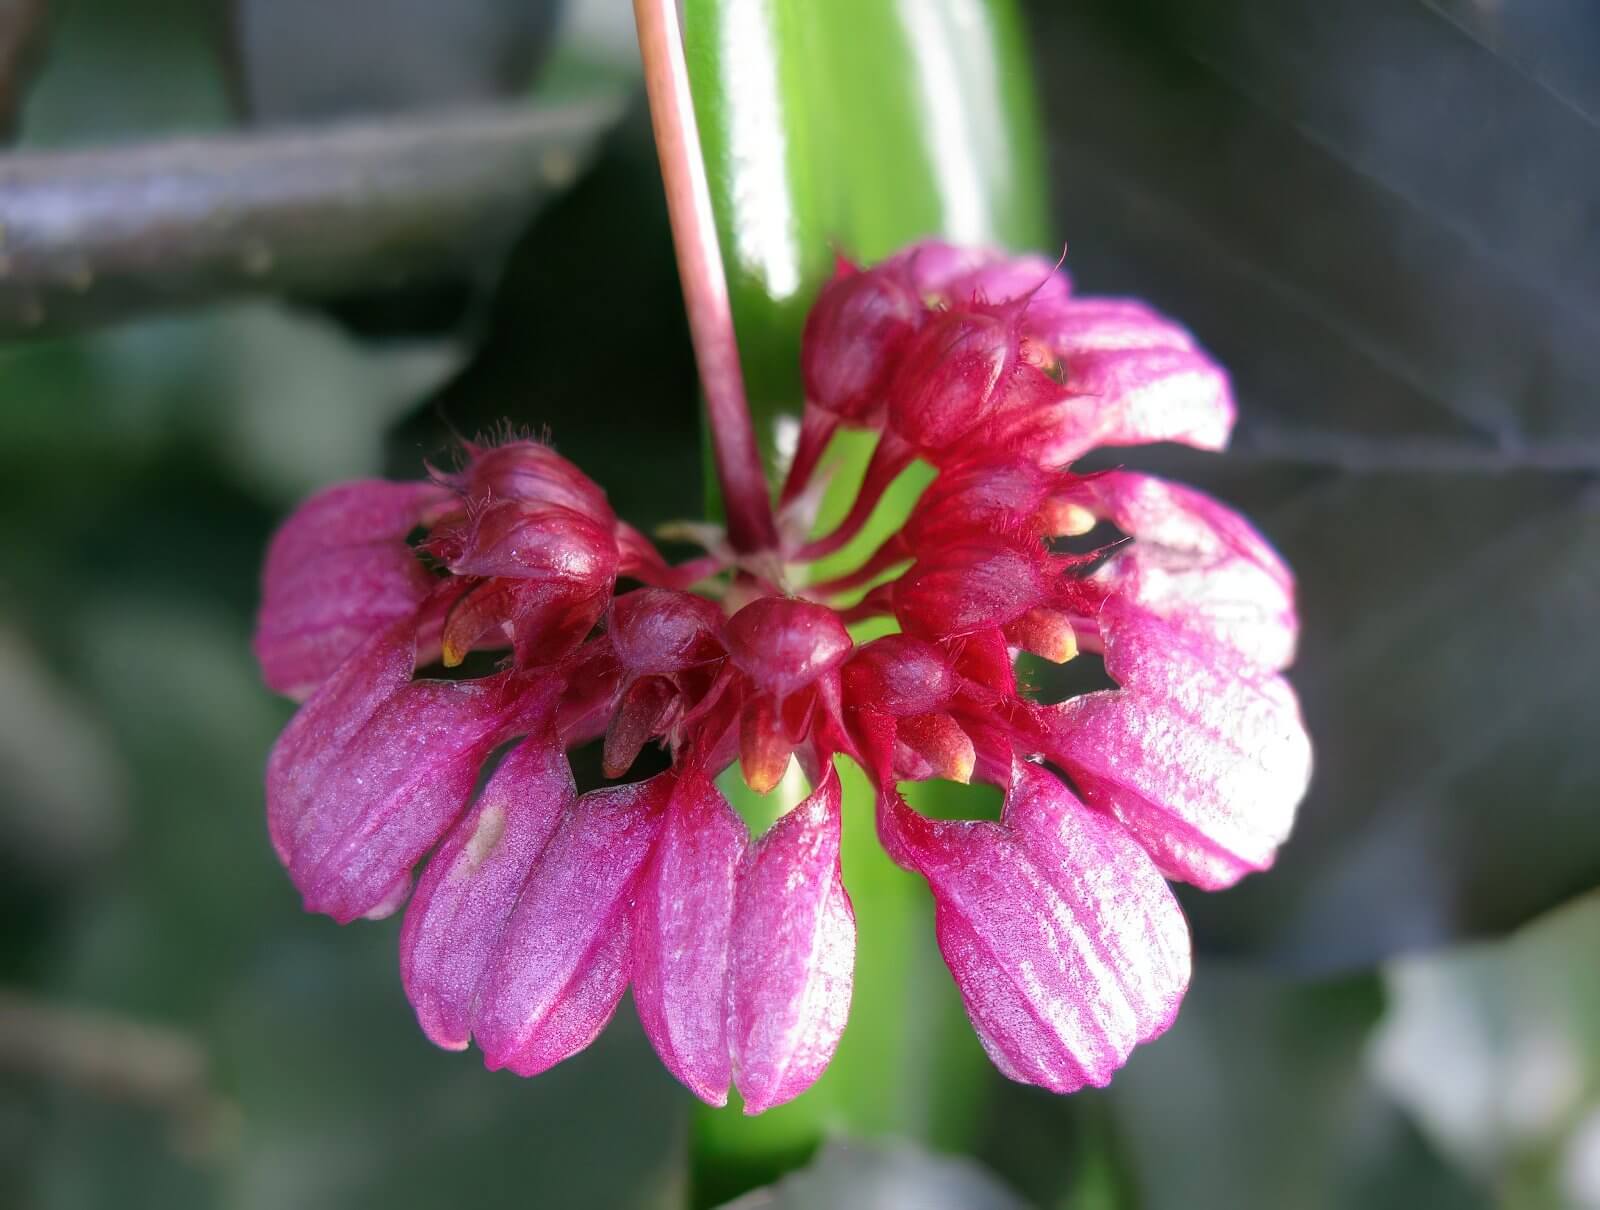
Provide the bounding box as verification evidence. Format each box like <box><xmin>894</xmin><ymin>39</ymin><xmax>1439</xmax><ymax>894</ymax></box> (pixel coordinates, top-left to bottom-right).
<box><xmin>1</xmin><ymin>0</ymin><xmax>1597</xmax><ymax>1207</ymax></box>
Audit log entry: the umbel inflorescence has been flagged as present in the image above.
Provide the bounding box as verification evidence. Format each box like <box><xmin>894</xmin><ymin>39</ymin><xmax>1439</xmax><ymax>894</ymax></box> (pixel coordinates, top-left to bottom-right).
<box><xmin>253</xmin><ymin>241</ymin><xmax>1310</xmax><ymax>1112</ymax></box>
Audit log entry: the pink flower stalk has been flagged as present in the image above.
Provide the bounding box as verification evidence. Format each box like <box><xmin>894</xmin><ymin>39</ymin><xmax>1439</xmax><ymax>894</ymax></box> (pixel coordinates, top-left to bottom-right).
<box><xmin>253</xmin><ymin>240</ymin><xmax>1311</xmax><ymax>1111</ymax></box>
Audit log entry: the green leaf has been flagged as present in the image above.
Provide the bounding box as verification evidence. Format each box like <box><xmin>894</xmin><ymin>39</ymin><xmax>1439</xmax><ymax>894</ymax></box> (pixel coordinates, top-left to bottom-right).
<box><xmin>1017</xmin><ymin>0</ymin><xmax>1600</xmax><ymax>965</ymax></box>
<box><xmin>681</xmin><ymin>0</ymin><xmax>1049</xmax><ymax>1200</ymax></box>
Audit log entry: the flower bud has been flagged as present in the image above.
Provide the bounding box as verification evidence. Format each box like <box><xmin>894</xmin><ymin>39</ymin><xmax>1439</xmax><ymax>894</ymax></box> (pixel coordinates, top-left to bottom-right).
<box><xmin>433</xmin><ymin>499</ymin><xmax>618</xmax><ymax>590</ymax></box>
<box><xmin>842</xmin><ymin>635</ymin><xmax>955</xmax><ymax>717</ymax></box>
<box><xmin>887</xmin><ymin>308</ymin><xmax>1018</xmax><ymax>452</ymax></box>
<box><xmin>455</xmin><ymin>439</ymin><xmax>614</xmax><ymax>520</ymax></box>
<box><xmin>801</xmin><ymin>259</ymin><xmax>922</xmax><ymax>422</ymax></box>
<box><xmin>893</xmin><ymin>540</ymin><xmax>1051</xmax><ymax>640</ymax></box>
<box><xmin>725</xmin><ymin>598</ymin><xmax>853</xmax><ymax>701</ymax></box>
<box><xmin>901</xmin><ymin>460</ymin><xmax>1055</xmax><ymax>550</ymax></box>
<box><xmin>609</xmin><ymin>588</ymin><xmax>726</xmax><ymax>677</ymax></box>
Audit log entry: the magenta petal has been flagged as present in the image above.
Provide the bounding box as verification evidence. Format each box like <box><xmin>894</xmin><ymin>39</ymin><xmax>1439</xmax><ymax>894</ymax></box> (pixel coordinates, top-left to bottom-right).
<box><xmin>880</xmin><ymin>762</ymin><xmax>1189</xmax><ymax>1091</ymax></box>
<box><xmin>399</xmin><ymin>727</ymin><xmax>574</xmax><ymax>1050</ymax></box>
<box><xmin>266</xmin><ymin>617</ymin><xmax>545</xmax><ymax>922</ymax></box>
<box><xmin>1026</xmin><ymin>297</ymin><xmax>1197</xmax><ymax>357</ymax></box>
<box><xmin>293</xmin><ymin>676</ymin><xmax>540</xmax><ymax>922</ymax></box>
<box><xmin>887</xmin><ymin>240</ymin><xmax>1070</xmax><ymax>305</ymax></box>
<box><xmin>1074</xmin><ymin>472</ymin><xmax>1298</xmax><ymax>670</ymax></box>
<box><xmin>499</xmin><ymin>921</ymin><xmax>635</xmax><ymax>1077</ymax></box>
<box><xmin>987</xmin><ymin>348</ymin><xmax>1234</xmax><ymax>469</ymax></box>
<box><xmin>266</xmin><ymin>616</ymin><xmax>417</xmax><ymax>870</ymax></box>
<box><xmin>1045</xmin><ymin>604</ymin><xmax>1312</xmax><ymax>889</ymax></box>
<box><xmin>474</xmin><ymin>775</ymin><xmax>669</xmax><ymax>1076</ymax></box>
<box><xmin>254</xmin><ymin>479</ymin><xmax>449</xmax><ymax>700</ymax></box>
<box><xmin>728</xmin><ymin>767</ymin><xmax>855</xmax><ymax>1114</ymax></box>
<box><xmin>1069</xmin><ymin>346</ymin><xmax>1235</xmax><ymax>453</ymax></box>
<box><xmin>632</xmin><ymin>770</ymin><xmax>748</xmax><ymax>1105</ymax></box>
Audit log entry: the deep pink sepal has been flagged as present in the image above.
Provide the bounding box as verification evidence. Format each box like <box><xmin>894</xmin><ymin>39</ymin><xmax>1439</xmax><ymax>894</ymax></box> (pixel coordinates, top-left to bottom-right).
<box><xmin>878</xmin><ymin>762</ymin><xmax>1189</xmax><ymax>1092</ymax></box>
<box><xmin>473</xmin><ymin>775</ymin><xmax>670</xmax><ymax>1076</ymax></box>
<box><xmin>399</xmin><ymin>722</ymin><xmax>573</xmax><ymax>1050</ymax></box>
<box><xmin>254</xmin><ymin>479</ymin><xmax>449</xmax><ymax>700</ymax></box>
<box><xmin>632</xmin><ymin>769</ymin><xmax>748</xmax><ymax>1105</ymax></box>
<box><xmin>267</xmin><ymin>616</ymin><xmax>546</xmax><ymax>922</ymax></box>
<box><xmin>728</xmin><ymin>767</ymin><xmax>855</xmax><ymax>1114</ymax></box>
<box><xmin>1043</xmin><ymin>603</ymin><xmax>1312</xmax><ymax>889</ymax></box>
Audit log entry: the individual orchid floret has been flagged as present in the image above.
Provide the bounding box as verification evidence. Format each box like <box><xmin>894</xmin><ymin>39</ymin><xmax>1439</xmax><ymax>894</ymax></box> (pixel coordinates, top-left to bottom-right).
<box><xmin>473</xmin><ymin>773</ymin><xmax>670</xmax><ymax>1076</ymax></box>
<box><xmin>265</xmin><ymin>615</ymin><xmax>551</xmax><ymax>923</ymax></box>
<box><xmin>884</xmin><ymin>303</ymin><xmax>1023</xmax><ymax>454</ymax></box>
<box><xmin>1051</xmin><ymin>471</ymin><xmax>1298</xmax><ymax>670</ymax></box>
<box><xmin>445</xmin><ymin>437</ymin><xmax>616</xmax><ymax>517</ymax></box>
<box><xmin>890</xmin><ymin>534</ymin><xmax>1101</xmax><ymax>667</ymax></box>
<box><xmin>725</xmin><ymin>597</ymin><xmax>853</xmax><ymax>792</ymax></box>
<box><xmin>252</xmin><ymin>236</ymin><xmax>1310</xmax><ymax>1115</ymax></box>
<box><xmin>601</xmin><ymin>587</ymin><xmax>727</xmax><ymax>777</ymax></box>
<box><xmin>631</xmin><ymin>768</ymin><xmax>748</xmax><ymax>1104</ymax></box>
<box><xmin>400</xmin><ymin>718</ymin><xmax>575</xmax><ymax>1051</ymax></box>
<box><xmin>426</xmin><ymin>497</ymin><xmax>619</xmax><ymax>667</ymax></box>
<box><xmin>900</xmin><ymin>458</ymin><xmax>1073</xmax><ymax>547</ymax></box>
<box><xmin>843</xmin><ymin>636</ymin><xmax>976</xmax><ymax>785</ymax></box>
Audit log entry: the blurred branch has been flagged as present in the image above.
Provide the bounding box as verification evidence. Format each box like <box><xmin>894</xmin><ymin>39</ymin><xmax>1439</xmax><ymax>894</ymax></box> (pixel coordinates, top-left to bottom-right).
<box><xmin>0</xmin><ymin>95</ymin><xmax>624</xmax><ymax>337</ymax></box>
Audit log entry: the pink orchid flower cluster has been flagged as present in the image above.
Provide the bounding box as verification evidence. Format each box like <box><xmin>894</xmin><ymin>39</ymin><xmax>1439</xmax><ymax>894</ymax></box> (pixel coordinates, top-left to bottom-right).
<box><xmin>254</xmin><ymin>240</ymin><xmax>1311</xmax><ymax>1113</ymax></box>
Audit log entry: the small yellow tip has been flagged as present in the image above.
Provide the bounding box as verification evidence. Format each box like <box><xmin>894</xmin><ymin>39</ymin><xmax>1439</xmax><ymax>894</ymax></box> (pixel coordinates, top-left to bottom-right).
<box><xmin>899</xmin><ymin>714</ymin><xmax>977</xmax><ymax>785</ymax></box>
<box><xmin>740</xmin><ymin>754</ymin><xmax>788</xmax><ymax>796</ymax></box>
<box><xmin>441</xmin><ymin>641</ymin><xmax>467</xmax><ymax>669</ymax></box>
<box><xmin>947</xmin><ymin>748</ymin><xmax>975</xmax><ymax>786</ymax></box>
<box><xmin>1037</xmin><ymin>626</ymin><xmax>1078</xmax><ymax>665</ymax></box>
<box><xmin>1007</xmin><ymin>608</ymin><xmax>1079</xmax><ymax>664</ymax></box>
<box><xmin>1038</xmin><ymin>498</ymin><xmax>1097</xmax><ymax>538</ymax></box>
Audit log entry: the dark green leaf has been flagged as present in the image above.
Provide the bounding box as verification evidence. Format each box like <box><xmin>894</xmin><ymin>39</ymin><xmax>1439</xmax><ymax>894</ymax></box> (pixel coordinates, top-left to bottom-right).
<box><xmin>1023</xmin><ymin>0</ymin><xmax>1600</xmax><ymax>965</ymax></box>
